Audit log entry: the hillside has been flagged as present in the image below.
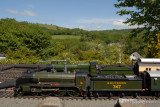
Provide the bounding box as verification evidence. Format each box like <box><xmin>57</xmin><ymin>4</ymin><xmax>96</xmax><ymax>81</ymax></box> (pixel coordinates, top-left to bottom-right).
<box><xmin>0</xmin><ymin>18</ymin><xmax>147</xmax><ymax>64</ymax></box>
<box><xmin>39</xmin><ymin>24</ymin><xmax>67</xmax><ymax>30</ymax></box>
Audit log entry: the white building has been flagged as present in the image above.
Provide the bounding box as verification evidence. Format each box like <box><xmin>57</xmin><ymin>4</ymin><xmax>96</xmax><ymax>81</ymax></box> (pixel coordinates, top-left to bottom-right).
<box><xmin>130</xmin><ymin>52</ymin><xmax>142</xmax><ymax>60</ymax></box>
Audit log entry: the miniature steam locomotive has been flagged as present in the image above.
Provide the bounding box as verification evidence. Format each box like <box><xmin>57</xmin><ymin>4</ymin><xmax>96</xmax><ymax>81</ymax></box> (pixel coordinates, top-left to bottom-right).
<box><xmin>1</xmin><ymin>59</ymin><xmax>160</xmax><ymax>97</ymax></box>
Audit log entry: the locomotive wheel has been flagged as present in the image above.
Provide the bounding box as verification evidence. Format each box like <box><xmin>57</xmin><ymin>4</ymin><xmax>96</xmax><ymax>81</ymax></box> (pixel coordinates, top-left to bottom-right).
<box><xmin>32</xmin><ymin>92</ymin><xmax>39</xmax><ymax>96</ymax></box>
<box><xmin>132</xmin><ymin>92</ymin><xmax>138</xmax><ymax>98</ymax></box>
<box><xmin>108</xmin><ymin>92</ymin><xmax>113</xmax><ymax>97</ymax></box>
<box><xmin>93</xmin><ymin>92</ymin><xmax>99</xmax><ymax>98</ymax></box>
<box><xmin>67</xmin><ymin>90</ymin><xmax>79</xmax><ymax>97</ymax></box>
<box><xmin>54</xmin><ymin>91</ymin><xmax>66</xmax><ymax>97</ymax></box>
<box><xmin>155</xmin><ymin>92</ymin><xmax>160</xmax><ymax>98</ymax></box>
<box><xmin>40</xmin><ymin>92</ymin><xmax>51</xmax><ymax>96</ymax></box>
<box><xmin>119</xmin><ymin>92</ymin><xmax>125</xmax><ymax>98</ymax></box>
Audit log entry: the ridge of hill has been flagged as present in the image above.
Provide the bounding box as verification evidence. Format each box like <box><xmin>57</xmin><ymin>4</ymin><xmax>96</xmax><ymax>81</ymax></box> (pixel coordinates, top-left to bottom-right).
<box><xmin>38</xmin><ymin>24</ymin><xmax>69</xmax><ymax>30</ymax></box>
<box><xmin>38</xmin><ymin>23</ymin><xmax>132</xmax><ymax>32</ymax></box>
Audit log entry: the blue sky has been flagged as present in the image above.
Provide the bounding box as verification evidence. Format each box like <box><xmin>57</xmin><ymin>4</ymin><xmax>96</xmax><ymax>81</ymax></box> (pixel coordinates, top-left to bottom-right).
<box><xmin>0</xmin><ymin>0</ymin><xmax>134</xmax><ymax>30</ymax></box>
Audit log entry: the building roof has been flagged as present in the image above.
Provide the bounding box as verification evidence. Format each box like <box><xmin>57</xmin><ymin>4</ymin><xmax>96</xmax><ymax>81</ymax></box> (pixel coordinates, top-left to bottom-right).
<box><xmin>131</xmin><ymin>52</ymin><xmax>141</xmax><ymax>57</ymax></box>
<box><xmin>147</xmin><ymin>71</ymin><xmax>160</xmax><ymax>77</ymax></box>
<box><xmin>138</xmin><ymin>63</ymin><xmax>160</xmax><ymax>66</ymax></box>
<box><xmin>139</xmin><ymin>58</ymin><xmax>160</xmax><ymax>63</ymax></box>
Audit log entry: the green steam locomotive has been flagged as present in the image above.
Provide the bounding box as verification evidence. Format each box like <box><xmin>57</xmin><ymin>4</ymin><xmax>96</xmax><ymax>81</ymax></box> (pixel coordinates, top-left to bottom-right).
<box><xmin>0</xmin><ymin>60</ymin><xmax>160</xmax><ymax>97</ymax></box>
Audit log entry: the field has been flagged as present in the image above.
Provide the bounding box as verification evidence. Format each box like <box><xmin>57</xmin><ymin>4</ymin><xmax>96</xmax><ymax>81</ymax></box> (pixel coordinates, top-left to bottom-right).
<box><xmin>39</xmin><ymin>24</ymin><xmax>66</xmax><ymax>30</ymax></box>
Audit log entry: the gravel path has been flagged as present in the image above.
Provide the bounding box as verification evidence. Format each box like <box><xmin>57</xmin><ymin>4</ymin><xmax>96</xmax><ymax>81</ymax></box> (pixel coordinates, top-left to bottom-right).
<box><xmin>1</xmin><ymin>97</ymin><xmax>160</xmax><ymax>107</ymax></box>
<box><xmin>0</xmin><ymin>97</ymin><xmax>117</xmax><ymax>107</ymax></box>
<box><xmin>0</xmin><ymin>97</ymin><xmax>43</xmax><ymax>107</ymax></box>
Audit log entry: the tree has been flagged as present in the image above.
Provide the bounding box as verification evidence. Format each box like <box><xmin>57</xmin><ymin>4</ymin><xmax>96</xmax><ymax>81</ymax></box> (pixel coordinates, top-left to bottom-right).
<box><xmin>148</xmin><ymin>33</ymin><xmax>160</xmax><ymax>57</ymax></box>
<box><xmin>0</xmin><ymin>18</ymin><xmax>52</xmax><ymax>59</ymax></box>
<box><xmin>115</xmin><ymin>0</ymin><xmax>160</xmax><ymax>57</ymax></box>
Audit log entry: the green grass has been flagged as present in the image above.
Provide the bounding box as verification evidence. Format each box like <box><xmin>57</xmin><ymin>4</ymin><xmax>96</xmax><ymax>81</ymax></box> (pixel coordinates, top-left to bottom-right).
<box><xmin>52</xmin><ymin>35</ymin><xmax>81</xmax><ymax>39</ymax></box>
<box><xmin>39</xmin><ymin>24</ymin><xmax>66</xmax><ymax>30</ymax></box>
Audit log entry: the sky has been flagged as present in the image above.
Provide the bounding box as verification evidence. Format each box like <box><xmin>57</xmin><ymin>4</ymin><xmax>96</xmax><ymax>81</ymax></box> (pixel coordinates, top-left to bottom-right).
<box><xmin>0</xmin><ymin>0</ymin><xmax>135</xmax><ymax>30</ymax></box>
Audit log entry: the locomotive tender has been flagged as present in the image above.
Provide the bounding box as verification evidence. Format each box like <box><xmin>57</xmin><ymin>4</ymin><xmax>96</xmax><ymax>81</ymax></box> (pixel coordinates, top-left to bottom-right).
<box><xmin>1</xmin><ymin>59</ymin><xmax>160</xmax><ymax>97</ymax></box>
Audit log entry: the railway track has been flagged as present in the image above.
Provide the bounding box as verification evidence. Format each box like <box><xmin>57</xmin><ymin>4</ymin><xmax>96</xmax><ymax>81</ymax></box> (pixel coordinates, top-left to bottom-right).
<box><xmin>0</xmin><ymin>90</ymin><xmax>159</xmax><ymax>100</ymax></box>
<box><xmin>0</xmin><ymin>64</ymin><xmax>38</xmax><ymax>83</ymax></box>
<box><xmin>0</xmin><ymin>64</ymin><xmax>14</xmax><ymax>72</ymax></box>
<box><xmin>0</xmin><ymin>71</ymin><xmax>22</xmax><ymax>83</ymax></box>
<box><xmin>0</xmin><ymin>91</ymin><xmax>45</xmax><ymax>99</ymax></box>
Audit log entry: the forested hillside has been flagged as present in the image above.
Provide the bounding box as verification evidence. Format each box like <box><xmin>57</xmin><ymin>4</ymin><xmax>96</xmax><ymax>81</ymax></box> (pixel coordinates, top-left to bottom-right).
<box><xmin>0</xmin><ymin>18</ymin><xmax>147</xmax><ymax>64</ymax></box>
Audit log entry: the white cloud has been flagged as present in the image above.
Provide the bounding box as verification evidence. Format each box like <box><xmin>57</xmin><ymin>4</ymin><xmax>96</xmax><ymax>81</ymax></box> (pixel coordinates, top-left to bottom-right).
<box><xmin>6</xmin><ymin>9</ymin><xmax>38</xmax><ymax>17</ymax></box>
<box><xmin>111</xmin><ymin>19</ymin><xmax>144</xmax><ymax>28</ymax></box>
<box><xmin>112</xmin><ymin>19</ymin><xmax>128</xmax><ymax>27</ymax></box>
<box><xmin>76</xmin><ymin>25</ymin><xmax>103</xmax><ymax>31</ymax></box>
<box><xmin>76</xmin><ymin>18</ymin><xmax>144</xmax><ymax>30</ymax></box>
<box><xmin>96</xmin><ymin>26</ymin><xmax>102</xmax><ymax>30</ymax></box>
<box><xmin>78</xmin><ymin>26</ymin><xmax>85</xmax><ymax>29</ymax></box>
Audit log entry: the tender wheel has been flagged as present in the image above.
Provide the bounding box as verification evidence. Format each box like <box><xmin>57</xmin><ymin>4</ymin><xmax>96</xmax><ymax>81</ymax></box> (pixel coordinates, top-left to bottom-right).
<box><xmin>155</xmin><ymin>92</ymin><xmax>160</xmax><ymax>98</ymax></box>
<box><xmin>108</xmin><ymin>92</ymin><xmax>113</xmax><ymax>98</ymax></box>
<box><xmin>119</xmin><ymin>92</ymin><xmax>125</xmax><ymax>98</ymax></box>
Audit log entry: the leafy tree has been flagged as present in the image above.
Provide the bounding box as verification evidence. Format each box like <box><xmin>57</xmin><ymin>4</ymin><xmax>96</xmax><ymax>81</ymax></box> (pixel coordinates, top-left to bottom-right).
<box><xmin>115</xmin><ymin>0</ymin><xmax>160</xmax><ymax>57</ymax></box>
<box><xmin>115</xmin><ymin>0</ymin><xmax>160</xmax><ymax>40</ymax></box>
<box><xmin>148</xmin><ymin>33</ymin><xmax>160</xmax><ymax>57</ymax></box>
<box><xmin>0</xmin><ymin>18</ymin><xmax>52</xmax><ymax>59</ymax></box>
<box><xmin>122</xmin><ymin>35</ymin><xmax>147</xmax><ymax>56</ymax></box>
<box><xmin>78</xmin><ymin>50</ymin><xmax>103</xmax><ymax>60</ymax></box>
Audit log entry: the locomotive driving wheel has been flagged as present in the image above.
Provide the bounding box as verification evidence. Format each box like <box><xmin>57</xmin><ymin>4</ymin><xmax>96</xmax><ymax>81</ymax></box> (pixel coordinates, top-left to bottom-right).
<box><xmin>40</xmin><ymin>92</ymin><xmax>51</xmax><ymax>96</ymax></box>
<box><xmin>53</xmin><ymin>91</ymin><xmax>66</xmax><ymax>97</ymax></box>
<box><xmin>67</xmin><ymin>90</ymin><xmax>80</xmax><ymax>97</ymax></box>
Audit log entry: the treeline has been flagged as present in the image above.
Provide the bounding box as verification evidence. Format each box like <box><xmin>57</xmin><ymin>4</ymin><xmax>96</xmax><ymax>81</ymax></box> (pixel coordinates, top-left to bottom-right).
<box><xmin>0</xmin><ymin>18</ymin><xmax>147</xmax><ymax>64</ymax></box>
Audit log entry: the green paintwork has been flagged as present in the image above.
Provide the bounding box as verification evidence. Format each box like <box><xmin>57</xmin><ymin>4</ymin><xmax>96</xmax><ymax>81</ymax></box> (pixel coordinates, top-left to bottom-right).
<box><xmin>77</xmin><ymin>63</ymin><xmax>90</xmax><ymax>69</ymax></box>
<box><xmin>22</xmin><ymin>85</ymin><xmax>30</xmax><ymax>92</ymax></box>
<box><xmin>54</xmin><ymin>63</ymin><xmax>90</xmax><ymax>71</ymax></box>
<box><xmin>76</xmin><ymin>77</ymin><xmax>86</xmax><ymax>90</ymax></box>
<box><xmin>100</xmin><ymin>71</ymin><xmax>133</xmax><ymax>75</ymax></box>
<box><xmin>33</xmin><ymin>72</ymin><xmax>75</xmax><ymax>82</ymax></box>
<box><xmin>151</xmin><ymin>77</ymin><xmax>160</xmax><ymax>91</ymax></box>
<box><xmin>92</xmin><ymin>81</ymin><xmax>142</xmax><ymax>90</ymax></box>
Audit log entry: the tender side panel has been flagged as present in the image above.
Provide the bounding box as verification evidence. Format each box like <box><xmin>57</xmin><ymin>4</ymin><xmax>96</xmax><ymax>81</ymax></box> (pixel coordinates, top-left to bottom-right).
<box><xmin>91</xmin><ymin>80</ymin><xmax>142</xmax><ymax>91</ymax></box>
